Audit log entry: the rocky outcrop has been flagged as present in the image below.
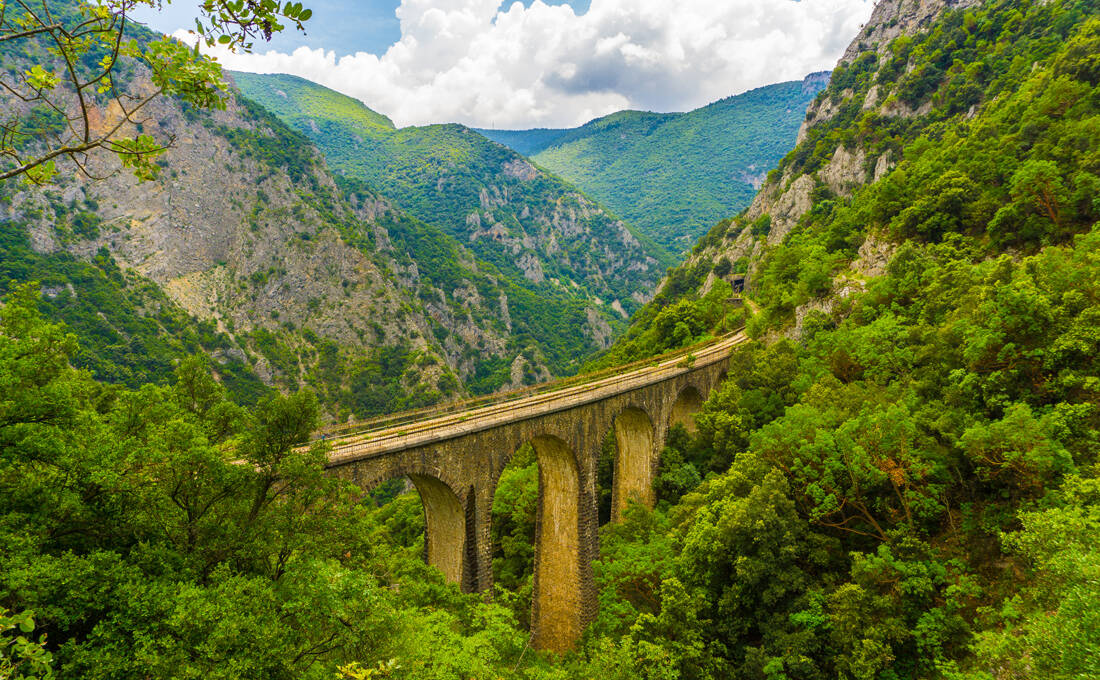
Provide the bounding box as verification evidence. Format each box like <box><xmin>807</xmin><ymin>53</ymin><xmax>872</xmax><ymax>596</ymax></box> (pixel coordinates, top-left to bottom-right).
<box><xmin>840</xmin><ymin>0</ymin><xmax>983</xmax><ymax>65</ymax></box>
<box><xmin>658</xmin><ymin>0</ymin><xmax>977</xmax><ymax>324</ymax></box>
<box><xmin>6</xmin><ymin>70</ymin><xmax>547</xmax><ymax>412</ymax></box>
<box><xmin>503</xmin><ymin>159</ymin><xmax>538</xmax><ymax>181</ymax></box>
<box><xmin>746</xmin><ymin>175</ymin><xmax>815</xmax><ymax>246</ymax></box>
<box><xmin>820</xmin><ymin>146</ymin><xmax>868</xmax><ymax>197</ymax></box>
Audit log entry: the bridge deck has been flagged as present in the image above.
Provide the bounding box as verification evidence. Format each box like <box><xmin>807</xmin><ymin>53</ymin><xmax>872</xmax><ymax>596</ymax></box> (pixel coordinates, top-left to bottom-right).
<box><xmin>325</xmin><ymin>333</ymin><xmax>747</xmax><ymax>466</ymax></box>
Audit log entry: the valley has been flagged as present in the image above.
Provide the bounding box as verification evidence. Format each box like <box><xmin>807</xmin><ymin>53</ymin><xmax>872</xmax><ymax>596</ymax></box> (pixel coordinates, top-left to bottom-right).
<box><xmin>1</xmin><ymin>0</ymin><xmax>1098</xmax><ymax>678</ymax></box>
<box><xmin>479</xmin><ymin>72</ymin><xmax>832</xmax><ymax>251</ymax></box>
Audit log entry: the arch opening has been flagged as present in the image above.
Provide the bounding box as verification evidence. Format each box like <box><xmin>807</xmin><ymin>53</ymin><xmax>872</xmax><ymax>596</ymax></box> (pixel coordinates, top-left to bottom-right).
<box><xmin>611</xmin><ymin>407</ymin><xmax>656</xmax><ymax>522</ymax></box>
<box><xmin>670</xmin><ymin>385</ymin><xmax>704</xmax><ymax>434</ymax></box>
<box><xmin>531</xmin><ymin>435</ymin><xmax>582</xmax><ymax>653</ymax></box>
<box><xmin>408</xmin><ymin>474</ymin><xmax>468</xmax><ymax>586</ymax></box>
<box><xmin>490</xmin><ymin>443</ymin><xmax>538</xmax><ymax>630</ymax></box>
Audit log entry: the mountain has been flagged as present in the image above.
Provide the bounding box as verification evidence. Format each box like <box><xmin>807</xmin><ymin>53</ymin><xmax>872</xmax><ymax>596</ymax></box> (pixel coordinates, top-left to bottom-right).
<box><xmin>232</xmin><ymin>72</ymin><xmax>671</xmax><ymax>326</ymax></box>
<box><xmin>473</xmin><ymin>127</ymin><xmax>571</xmax><ymax>157</ymax></box>
<box><xmin>3</xmin><ymin>51</ymin><xmax>656</xmax><ymax>420</ymax></box>
<box><xmin>586</xmin><ymin>0</ymin><xmax>1100</xmax><ymax>676</ymax></box>
<box><xmin>478</xmin><ymin>73</ymin><xmax>831</xmax><ymax>252</ymax></box>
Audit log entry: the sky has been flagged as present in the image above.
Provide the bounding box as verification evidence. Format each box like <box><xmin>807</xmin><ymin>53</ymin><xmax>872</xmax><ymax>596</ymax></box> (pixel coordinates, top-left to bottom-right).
<box><xmin>134</xmin><ymin>0</ymin><xmax>874</xmax><ymax>130</ymax></box>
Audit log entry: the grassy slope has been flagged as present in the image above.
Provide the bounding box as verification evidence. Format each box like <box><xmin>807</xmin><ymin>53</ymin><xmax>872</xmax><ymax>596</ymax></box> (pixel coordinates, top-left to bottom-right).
<box><xmin>481</xmin><ymin>76</ymin><xmax>829</xmax><ymax>251</ymax></box>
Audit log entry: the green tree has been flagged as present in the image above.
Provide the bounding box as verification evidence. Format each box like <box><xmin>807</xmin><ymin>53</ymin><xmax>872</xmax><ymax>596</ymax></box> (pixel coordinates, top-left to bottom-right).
<box><xmin>0</xmin><ymin>0</ymin><xmax>312</xmax><ymax>183</ymax></box>
<box><xmin>958</xmin><ymin>475</ymin><xmax>1100</xmax><ymax>679</ymax></box>
<box><xmin>0</xmin><ymin>609</ymin><xmax>53</xmax><ymax>680</ymax></box>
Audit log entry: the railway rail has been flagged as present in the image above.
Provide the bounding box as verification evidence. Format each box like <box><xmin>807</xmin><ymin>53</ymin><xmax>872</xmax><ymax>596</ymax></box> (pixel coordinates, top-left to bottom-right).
<box><xmin>320</xmin><ymin>331</ymin><xmax>748</xmax><ymax>465</ymax></box>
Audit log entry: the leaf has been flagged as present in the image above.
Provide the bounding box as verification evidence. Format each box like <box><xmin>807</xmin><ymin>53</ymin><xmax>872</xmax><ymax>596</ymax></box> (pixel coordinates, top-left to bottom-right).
<box><xmin>25</xmin><ymin>65</ymin><xmax>59</xmax><ymax>90</ymax></box>
<box><xmin>23</xmin><ymin>160</ymin><xmax>58</xmax><ymax>185</ymax></box>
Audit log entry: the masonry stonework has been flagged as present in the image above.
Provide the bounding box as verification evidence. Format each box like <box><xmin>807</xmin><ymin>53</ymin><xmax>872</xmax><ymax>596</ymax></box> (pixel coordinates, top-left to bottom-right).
<box><xmin>325</xmin><ymin>337</ymin><xmax>740</xmax><ymax>651</ymax></box>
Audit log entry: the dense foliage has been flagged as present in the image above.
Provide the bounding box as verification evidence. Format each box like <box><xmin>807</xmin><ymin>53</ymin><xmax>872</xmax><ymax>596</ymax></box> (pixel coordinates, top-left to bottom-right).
<box><xmin>519</xmin><ymin>76</ymin><xmax>829</xmax><ymax>251</ymax></box>
<box><xmin>6</xmin><ymin>0</ymin><xmax>1100</xmax><ymax>678</ymax></box>
<box><xmin>567</xmin><ymin>1</ymin><xmax>1100</xmax><ymax>678</ymax></box>
<box><xmin>0</xmin><ymin>288</ymin><xmax>545</xmax><ymax>679</ymax></box>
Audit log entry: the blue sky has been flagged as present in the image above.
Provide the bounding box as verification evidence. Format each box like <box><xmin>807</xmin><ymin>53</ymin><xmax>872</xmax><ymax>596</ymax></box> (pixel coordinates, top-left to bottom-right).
<box><xmin>149</xmin><ymin>0</ymin><xmax>873</xmax><ymax>129</ymax></box>
<box><xmin>134</xmin><ymin>0</ymin><xmax>592</xmax><ymax>56</ymax></box>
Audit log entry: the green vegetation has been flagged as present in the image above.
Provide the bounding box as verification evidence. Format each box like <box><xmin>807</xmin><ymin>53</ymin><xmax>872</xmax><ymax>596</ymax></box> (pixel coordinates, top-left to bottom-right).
<box><xmin>6</xmin><ymin>0</ymin><xmax>1100</xmax><ymax>678</ymax></box>
<box><xmin>0</xmin><ymin>0</ymin><xmax>308</xmax><ymax>183</ymax></box>
<box><xmin>0</xmin><ymin>290</ymin><xmax>541</xmax><ymax>678</ymax></box>
<box><xmin>488</xmin><ymin>75</ymin><xmax>829</xmax><ymax>251</ymax></box>
<box><xmin>589</xmin><ymin>274</ymin><xmax>748</xmax><ymax>370</ymax></box>
<box><xmin>0</xmin><ymin>212</ymin><xmax>270</xmax><ymax>404</ymax></box>
<box><xmin>473</xmin><ymin>127</ymin><xmax>571</xmax><ymax>157</ymax></box>
<box><xmin>334</xmin><ymin>176</ymin><xmax>625</xmax><ymax>388</ymax></box>
<box><xmin>575</xmin><ymin>1</ymin><xmax>1100</xmax><ymax>677</ymax></box>
<box><xmin>232</xmin><ymin>71</ymin><xmax>669</xmax><ymax>315</ymax></box>
<box><xmin>230</xmin><ymin>71</ymin><xmax>675</xmax><ymax>380</ymax></box>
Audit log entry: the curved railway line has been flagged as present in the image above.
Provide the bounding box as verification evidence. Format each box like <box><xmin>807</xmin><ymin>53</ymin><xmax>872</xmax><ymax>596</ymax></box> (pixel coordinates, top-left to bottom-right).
<box><xmin>321</xmin><ymin>331</ymin><xmax>748</xmax><ymax>465</ymax></box>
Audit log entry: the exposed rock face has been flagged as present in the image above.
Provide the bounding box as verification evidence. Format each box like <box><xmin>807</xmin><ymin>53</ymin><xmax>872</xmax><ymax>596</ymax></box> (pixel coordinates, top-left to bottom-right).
<box><xmin>797</xmin><ymin>89</ymin><xmax>850</xmax><ymax>144</ymax></box>
<box><xmin>517</xmin><ymin>252</ymin><xmax>546</xmax><ymax>283</ymax></box>
<box><xmin>802</xmin><ymin>71</ymin><xmax>833</xmax><ymax>95</ymax></box>
<box><xmin>852</xmin><ymin>234</ymin><xmax>895</xmax><ymax>279</ymax></box>
<box><xmin>503</xmin><ymin>159</ymin><xmax>538</xmax><ymax>181</ymax></box>
<box><xmin>746</xmin><ymin>175</ymin><xmax>816</xmax><ymax>246</ymax></box>
<box><xmin>840</xmin><ymin>0</ymin><xmax>983</xmax><ymax>65</ymax></box>
<box><xmin>5</xmin><ymin>71</ymin><xmax>546</xmax><ymax>410</ymax></box>
<box><xmin>662</xmin><ymin>0</ymin><xmax>973</xmax><ymax>319</ymax></box>
<box><xmin>585</xmin><ymin>307</ymin><xmax>614</xmax><ymax>349</ymax></box>
<box><xmin>873</xmin><ymin>151</ymin><xmax>896</xmax><ymax>183</ymax></box>
<box><xmin>820</xmin><ymin>146</ymin><xmax>868</xmax><ymax>197</ymax></box>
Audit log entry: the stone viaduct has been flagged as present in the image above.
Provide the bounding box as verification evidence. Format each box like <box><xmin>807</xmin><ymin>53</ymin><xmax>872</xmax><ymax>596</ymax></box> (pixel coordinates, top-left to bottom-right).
<box><xmin>322</xmin><ymin>333</ymin><xmax>747</xmax><ymax>652</ymax></box>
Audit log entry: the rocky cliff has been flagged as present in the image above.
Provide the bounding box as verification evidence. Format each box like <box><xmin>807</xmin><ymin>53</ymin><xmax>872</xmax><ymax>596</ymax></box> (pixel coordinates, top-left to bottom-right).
<box><xmin>660</xmin><ymin>0</ymin><xmax>987</xmax><ymax>330</ymax></box>
<box><xmin>2</xmin><ymin>64</ymin><xmax>584</xmax><ymax>417</ymax></box>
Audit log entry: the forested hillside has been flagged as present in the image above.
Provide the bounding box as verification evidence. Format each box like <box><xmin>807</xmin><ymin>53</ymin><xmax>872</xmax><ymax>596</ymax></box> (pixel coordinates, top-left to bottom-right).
<box><xmin>584</xmin><ymin>0</ymin><xmax>1100</xmax><ymax>677</ymax></box>
<box><xmin>473</xmin><ymin>127</ymin><xmax>571</xmax><ymax>157</ymax></box>
<box><xmin>233</xmin><ymin>72</ymin><xmax>670</xmax><ymax>322</ymax></box>
<box><xmin>480</xmin><ymin>74</ymin><xmax>830</xmax><ymax>251</ymax></box>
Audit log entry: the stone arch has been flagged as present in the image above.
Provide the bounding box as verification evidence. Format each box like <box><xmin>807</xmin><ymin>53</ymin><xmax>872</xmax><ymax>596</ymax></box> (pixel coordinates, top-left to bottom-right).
<box><xmin>530</xmin><ymin>434</ymin><xmax>583</xmax><ymax>653</ymax></box>
<box><xmin>669</xmin><ymin>384</ymin><xmax>704</xmax><ymax>434</ymax></box>
<box><xmin>610</xmin><ymin>406</ymin><xmax>656</xmax><ymax>521</ymax></box>
<box><xmin>359</xmin><ymin>471</ymin><xmax>470</xmax><ymax>587</ymax></box>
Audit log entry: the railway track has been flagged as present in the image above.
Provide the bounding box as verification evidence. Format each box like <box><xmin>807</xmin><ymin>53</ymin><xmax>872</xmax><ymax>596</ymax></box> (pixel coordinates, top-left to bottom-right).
<box><xmin>321</xmin><ymin>332</ymin><xmax>748</xmax><ymax>466</ymax></box>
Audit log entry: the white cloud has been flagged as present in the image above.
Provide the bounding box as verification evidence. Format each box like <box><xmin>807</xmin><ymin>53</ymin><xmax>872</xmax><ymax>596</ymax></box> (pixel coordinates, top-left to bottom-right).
<box><xmin>179</xmin><ymin>0</ymin><xmax>874</xmax><ymax>129</ymax></box>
